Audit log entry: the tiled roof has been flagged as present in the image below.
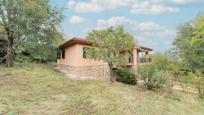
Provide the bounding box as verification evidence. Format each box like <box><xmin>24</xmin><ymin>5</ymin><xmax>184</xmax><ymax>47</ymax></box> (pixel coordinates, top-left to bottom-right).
<box><xmin>59</xmin><ymin>37</ymin><xmax>91</xmax><ymax>49</ymax></box>
<box><xmin>60</xmin><ymin>37</ymin><xmax>153</xmax><ymax>51</ymax></box>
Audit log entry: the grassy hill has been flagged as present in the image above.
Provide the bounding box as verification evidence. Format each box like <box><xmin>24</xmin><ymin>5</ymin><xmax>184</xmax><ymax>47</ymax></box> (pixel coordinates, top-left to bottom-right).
<box><xmin>0</xmin><ymin>64</ymin><xmax>204</xmax><ymax>115</ymax></box>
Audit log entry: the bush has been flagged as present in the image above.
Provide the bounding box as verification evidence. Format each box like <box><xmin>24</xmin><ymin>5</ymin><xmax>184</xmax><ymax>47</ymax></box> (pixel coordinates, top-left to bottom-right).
<box><xmin>151</xmin><ymin>53</ymin><xmax>170</xmax><ymax>71</ymax></box>
<box><xmin>197</xmin><ymin>84</ymin><xmax>204</xmax><ymax>99</ymax></box>
<box><xmin>115</xmin><ymin>68</ymin><xmax>137</xmax><ymax>85</ymax></box>
<box><xmin>139</xmin><ymin>64</ymin><xmax>170</xmax><ymax>90</ymax></box>
<box><xmin>188</xmin><ymin>72</ymin><xmax>204</xmax><ymax>98</ymax></box>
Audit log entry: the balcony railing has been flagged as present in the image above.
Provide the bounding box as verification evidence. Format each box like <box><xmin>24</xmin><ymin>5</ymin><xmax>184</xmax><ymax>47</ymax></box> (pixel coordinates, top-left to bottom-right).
<box><xmin>138</xmin><ymin>57</ymin><xmax>151</xmax><ymax>63</ymax></box>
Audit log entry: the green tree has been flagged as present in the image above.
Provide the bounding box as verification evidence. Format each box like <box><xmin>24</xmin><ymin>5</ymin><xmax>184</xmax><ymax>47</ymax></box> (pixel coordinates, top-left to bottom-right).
<box><xmin>174</xmin><ymin>14</ymin><xmax>204</xmax><ymax>76</ymax></box>
<box><xmin>173</xmin><ymin>22</ymin><xmax>197</xmax><ymax>71</ymax></box>
<box><xmin>87</xmin><ymin>26</ymin><xmax>135</xmax><ymax>82</ymax></box>
<box><xmin>0</xmin><ymin>0</ymin><xmax>63</xmax><ymax>67</ymax></box>
<box><xmin>192</xmin><ymin>15</ymin><xmax>204</xmax><ymax>75</ymax></box>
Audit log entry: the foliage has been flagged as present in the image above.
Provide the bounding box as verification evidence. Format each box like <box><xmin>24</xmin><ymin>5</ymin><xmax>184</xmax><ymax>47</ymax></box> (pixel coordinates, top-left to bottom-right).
<box><xmin>173</xmin><ymin>15</ymin><xmax>204</xmax><ymax>76</ymax></box>
<box><xmin>0</xmin><ymin>25</ymin><xmax>6</xmax><ymax>60</ymax></box>
<box><xmin>151</xmin><ymin>52</ymin><xmax>170</xmax><ymax>71</ymax></box>
<box><xmin>86</xmin><ymin>26</ymin><xmax>135</xmax><ymax>82</ymax></box>
<box><xmin>173</xmin><ymin>23</ymin><xmax>197</xmax><ymax>70</ymax></box>
<box><xmin>0</xmin><ymin>39</ymin><xmax>7</xmax><ymax>59</ymax></box>
<box><xmin>168</xmin><ymin>64</ymin><xmax>181</xmax><ymax>78</ymax></box>
<box><xmin>167</xmin><ymin>49</ymin><xmax>186</xmax><ymax>78</ymax></box>
<box><xmin>187</xmin><ymin>72</ymin><xmax>204</xmax><ymax>98</ymax></box>
<box><xmin>139</xmin><ymin>64</ymin><xmax>170</xmax><ymax>90</ymax></box>
<box><xmin>115</xmin><ymin>68</ymin><xmax>137</xmax><ymax>85</ymax></box>
<box><xmin>192</xmin><ymin>15</ymin><xmax>204</xmax><ymax>75</ymax></box>
<box><xmin>0</xmin><ymin>0</ymin><xmax>64</xmax><ymax>66</ymax></box>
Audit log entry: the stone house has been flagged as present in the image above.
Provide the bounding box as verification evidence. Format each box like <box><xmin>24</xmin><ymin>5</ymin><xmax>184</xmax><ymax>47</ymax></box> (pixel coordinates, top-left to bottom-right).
<box><xmin>57</xmin><ymin>37</ymin><xmax>153</xmax><ymax>79</ymax></box>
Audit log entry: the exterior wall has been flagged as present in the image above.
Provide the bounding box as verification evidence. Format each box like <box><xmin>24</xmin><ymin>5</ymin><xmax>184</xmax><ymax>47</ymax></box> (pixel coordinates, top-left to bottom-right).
<box><xmin>58</xmin><ymin>64</ymin><xmax>110</xmax><ymax>79</ymax></box>
<box><xmin>57</xmin><ymin>44</ymin><xmax>105</xmax><ymax>66</ymax></box>
<box><xmin>133</xmin><ymin>48</ymin><xmax>138</xmax><ymax>67</ymax></box>
<box><xmin>57</xmin><ymin>44</ymin><xmax>78</xmax><ymax>66</ymax></box>
<box><xmin>57</xmin><ymin>44</ymin><xmax>109</xmax><ymax>79</ymax></box>
<box><xmin>74</xmin><ymin>44</ymin><xmax>105</xmax><ymax>66</ymax></box>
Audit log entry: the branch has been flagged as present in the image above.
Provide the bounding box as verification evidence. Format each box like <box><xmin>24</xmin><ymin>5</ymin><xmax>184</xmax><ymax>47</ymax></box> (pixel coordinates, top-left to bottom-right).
<box><xmin>14</xmin><ymin>36</ymin><xmax>26</xmax><ymax>48</ymax></box>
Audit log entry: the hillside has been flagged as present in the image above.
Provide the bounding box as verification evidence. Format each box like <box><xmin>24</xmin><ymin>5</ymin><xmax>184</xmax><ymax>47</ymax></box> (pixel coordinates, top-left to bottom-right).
<box><xmin>0</xmin><ymin>64</ymin><xmax>204</xmax><ymax>115</ymax></box>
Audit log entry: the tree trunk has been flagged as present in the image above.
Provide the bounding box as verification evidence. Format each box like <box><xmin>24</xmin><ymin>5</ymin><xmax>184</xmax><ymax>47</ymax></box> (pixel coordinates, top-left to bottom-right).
<box><xmin>6</xmin><ymin>38</ymin><xmax>13</xmax><ymax>67</ymax></box>
<box><xmin>108</xmin><ymin>62</ymin><xmax>115</xmax><ymax>82</ymax></box>
<box><xmin>5</xmin><ymin>26</ymin><xmax>14</xmax><ymax>67</ymax></box>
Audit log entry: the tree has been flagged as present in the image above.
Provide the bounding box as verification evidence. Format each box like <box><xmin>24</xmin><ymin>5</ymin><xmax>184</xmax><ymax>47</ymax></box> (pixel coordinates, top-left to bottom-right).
<box><xmin>192</xmin><ymin>15</ymin><xmax>204</xmax><ymax>75</ymax></box>
<box><xmin>0</xmin><ymin>24</ymin><xmax>7</xmax><ymax>63</ymax></box>
<box><xmin>173</xmin><ymin>14</ymin><xmax>204</xmax><ymax>76</ymax></box>
<box><xmin>87</xmin><ymin>26</ymin><xmax>135</xmax><ymax>82</ymax></box>
<box><xmin>0</xmin><ymin>0</ymin><xmax>63</xmax><ymax>67</ymax></box>
<box><xmin>173</xmin><ymin>22</ymin><xmax>198</xmax><ymax>71</ymax></box>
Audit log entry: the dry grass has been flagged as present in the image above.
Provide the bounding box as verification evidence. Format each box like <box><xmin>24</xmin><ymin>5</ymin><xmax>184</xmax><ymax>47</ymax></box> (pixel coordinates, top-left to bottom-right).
<box><xmin>0</xmin><ymin>64</ymin><xmax>204</xmax><ymax>115</ymax></box>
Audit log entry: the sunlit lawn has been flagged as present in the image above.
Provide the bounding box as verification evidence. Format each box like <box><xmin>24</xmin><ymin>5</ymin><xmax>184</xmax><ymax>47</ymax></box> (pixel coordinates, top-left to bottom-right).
<box><xmin>0</xmin><ymin>64</ymin><xmax>204</xmax><ymax>115</ymax></box>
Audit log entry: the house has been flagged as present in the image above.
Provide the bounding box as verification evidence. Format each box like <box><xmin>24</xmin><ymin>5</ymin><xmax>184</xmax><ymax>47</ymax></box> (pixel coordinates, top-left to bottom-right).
<box><xmin>57</xmin><ymin>37</ymin><xmax>153</xmax><ymax>79</ymax></box>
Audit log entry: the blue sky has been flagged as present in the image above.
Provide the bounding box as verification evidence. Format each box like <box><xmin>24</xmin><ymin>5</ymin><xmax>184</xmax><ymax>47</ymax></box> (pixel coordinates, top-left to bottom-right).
<box><xmin>50</xmin><ymin>0</ymin><xmax>204</xmax><ymax>52</ymax></box>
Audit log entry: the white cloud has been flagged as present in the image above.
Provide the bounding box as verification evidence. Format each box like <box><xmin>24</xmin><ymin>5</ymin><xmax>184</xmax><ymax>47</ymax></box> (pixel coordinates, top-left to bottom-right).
<box><xmin>169</xmin><ymin>0</ymin><xmax>195</xmax><ymax>4</ymax></box>
<box><xmin>97</xmin><ymin>16</ymin><xmax>161</xmax><ymax>31</ymax></box>
<box><xmin>67</xmin><ymin>0</ymin><xmax>198</xmax><ymax>14</ymax></box>
<box><xmin>68</xmin><ymin>0</ymin><xmax>133</xmax><ymax>13</ymax></box>
<box><xmin>68</xmin><ymin>0</ymin><xmax>103</xmax><ymax>13</ymax></box>
<box><xmin>130</xmin><ymin>1</ymin><xmax>179</xmax><ymax>14</ymax></box>
<box><xmin>147</xmin><ymin>0</ymin><xmax>195</xmax><ymax>4</ymax></box>
<box><xmin>138</xmin><ymin>29</ymin><xmax>176</xmax><ymax>39</ymax></box>
<box><xmin>138</xmin><ymin>22</ymin><xmax>162</xmax><ymax>30</ymax></box>
<box><xmin>97</xmin><ymin>17</ymin><xmax>136</xmax><ymax>27</ymax></box>
<box><xmin>69</xmin><ymin>16</ymin><xmax>85</xmax><ymax>24</ymax></box>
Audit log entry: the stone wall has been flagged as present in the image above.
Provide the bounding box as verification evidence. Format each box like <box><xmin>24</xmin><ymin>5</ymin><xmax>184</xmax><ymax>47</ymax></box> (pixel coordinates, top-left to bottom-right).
<box><xmin>58</xmin><ymin>64</ymin><xmax>110</xmax><ymax>79</ymax></box>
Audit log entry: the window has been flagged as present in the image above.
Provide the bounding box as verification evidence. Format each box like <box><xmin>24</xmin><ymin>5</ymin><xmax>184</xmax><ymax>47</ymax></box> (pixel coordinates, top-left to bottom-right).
<box><xmin>83</xmin><ymin>47</ymin><xmax>89</xmax><ymax>58</ymax></box>
<box><xmin>128</xmin><ymin>53</ymin><xmax>133</xmax><ymax>63</ymax></box>
<box><xmin>62</xmin><ymin>50</ymin><xmax>65</xmax><ymax>59</ymax></box>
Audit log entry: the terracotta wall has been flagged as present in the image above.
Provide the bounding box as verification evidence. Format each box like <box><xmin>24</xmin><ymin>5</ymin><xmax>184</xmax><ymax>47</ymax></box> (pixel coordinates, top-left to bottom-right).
<box><xmin>57</xmin><ymin>44</ymin><xmax>105</xmax><ymax>66</ymax></box>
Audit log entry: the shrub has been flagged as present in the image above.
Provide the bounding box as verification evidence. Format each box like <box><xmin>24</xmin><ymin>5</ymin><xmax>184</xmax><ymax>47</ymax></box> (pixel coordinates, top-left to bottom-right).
<box><xmin>189</xmin><ymin>72</ymin><xmax>204</xmax><ymax>98</ymax></box>
<box><xmin>168</xmin><ymin>64</ymin><xmax>180</xmax><ymax>78</ymax></box>
<box><xmin>139</xmin><ymin>64</ymin><xmax>170</xmax><ymax>90</ymax></box>
<box><xmin>151</xmin><ymin>53</ymin><xmax>170</xmax><ymax>71</ymax></box>
<box><xmin>115</xmin><ymin>68</ymin><xmax>137</xmax><ymax>85</ymax></box>
<box><xmin>197</xmin><ymin>84</ymin><xmax>204</xmax><ymax>99</ymax></box>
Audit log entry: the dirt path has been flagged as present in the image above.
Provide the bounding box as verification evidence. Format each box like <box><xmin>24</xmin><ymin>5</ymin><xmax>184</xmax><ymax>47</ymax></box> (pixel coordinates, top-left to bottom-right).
<box><xmin>138</xmin><ymin>80</ymin><xmax>198</xmax><ymax>93</ymax></box>
<box><xmin>170</xmin><ymin>82</ymin><xmax>198</xmax><ymax>93</ymax></box>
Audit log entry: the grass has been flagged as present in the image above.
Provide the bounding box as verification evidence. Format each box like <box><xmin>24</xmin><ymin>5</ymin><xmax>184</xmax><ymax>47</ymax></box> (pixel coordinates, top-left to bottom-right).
<box><xmin>0</xmin><ymin>64</ymin><xmax>204</xmax><ymax>115</ymax></box>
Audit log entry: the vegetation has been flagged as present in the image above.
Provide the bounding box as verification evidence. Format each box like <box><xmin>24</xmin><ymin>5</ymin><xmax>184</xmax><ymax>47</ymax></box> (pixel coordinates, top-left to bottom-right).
<box><xmin>87</xmin><ymin>26</ymin><xmax>135</xmax><ymax>82</ymax></box>
<box><xmin>0</xmin><ymin>39</ymin><xmax>6</xmax><ymax>63</ymax></box>
<box><xmin>171</xmin><ymin>14</ymin><xmax>204</xmax><ymax>98</ymax></box>
<box><xmin>190</xmin><ymin>73</ymin><xmax>204</xmax><ymax>98</ymax></box>
<box><xmin>139</xmin><ymin>64</ymin><xmax>170</xmax><ymax>90</ymax></box>
<box><xmin>115</xmin><ymin>68</ymin><xmax>137</xmax><ymax>85</ymax></box>
<box><xmin>151</xmin><ymin>53</ymin><xmax>170</xmax><ymax>71</ymax></box>
<box><xmin>0</xmin><ymin>0</ymin><xmax>64</xmax><ymax>67</ymax></box>
<box><xmin>0</xmin><ymin>64</ymin><xmax>204</xmax><ymax>115</ymax></box>
<box><xmin>173</xmin><ymin>15</ymin><xmax>204</xmax><ymax>77</ymax></box>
